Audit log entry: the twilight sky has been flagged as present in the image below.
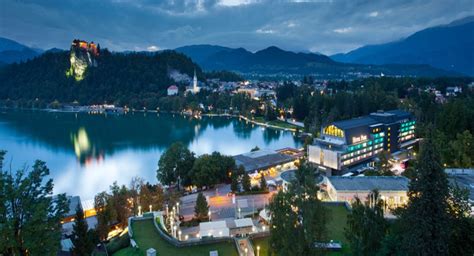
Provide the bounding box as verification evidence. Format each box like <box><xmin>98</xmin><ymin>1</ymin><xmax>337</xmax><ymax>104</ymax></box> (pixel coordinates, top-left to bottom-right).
<box><xmin>1</xmin><ymin>0</ymin><xmax>473</xmax><ymax>55</ymax></box>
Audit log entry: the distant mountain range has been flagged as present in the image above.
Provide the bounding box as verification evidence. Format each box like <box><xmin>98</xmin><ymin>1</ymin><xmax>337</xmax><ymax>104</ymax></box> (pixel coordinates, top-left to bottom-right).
<box><xmin>2</xmin><ymin>16</ymin><xmax>472</xmax><ymax>77</ymax></box>
<box><xmin>175</xmin><ymin>44</ymin><xmax>456</xmax><ymax>78</ymax></box>
<box><xmin>331</xmin><ymin>16</ymin><xmax>474</xmax><ymax>76</ymax></box>
<box><xmin>0</xmin><ymin>37</ymin><xmax>43</xmax><ymax>65</ymax></box>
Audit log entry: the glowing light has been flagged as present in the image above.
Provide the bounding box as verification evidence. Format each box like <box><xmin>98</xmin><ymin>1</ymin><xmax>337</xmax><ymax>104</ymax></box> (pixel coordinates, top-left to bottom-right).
<box><xmin>72</xmin><ymin>127</ymin><xmax>91</xmax><ymax>158</ymax></box>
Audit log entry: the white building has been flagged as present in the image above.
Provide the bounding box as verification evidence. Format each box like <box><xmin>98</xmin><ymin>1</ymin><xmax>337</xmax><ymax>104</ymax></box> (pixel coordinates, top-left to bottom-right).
<box><xmin>167</xmin><ymin>85</ymin><xmax>179</xmax><ymax>96</ymax></box>
<box><xmin>323</xmin><ymin>176</ymin><xmax>409</xmax><ymax>213</ymax></box>
<box><xmin>199</xmin><ymin>220</ymin><xmax>230</xmax><ymax>238</ymax></box>
<box><xmin>186</xmin><ymin>69</ymin><xmax>200</xmax><ymax>94</ymax></box>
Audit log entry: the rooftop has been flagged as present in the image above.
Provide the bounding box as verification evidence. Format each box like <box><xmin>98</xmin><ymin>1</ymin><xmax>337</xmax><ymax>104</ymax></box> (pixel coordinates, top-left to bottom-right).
<box><xmin>233</xmin><ymin>149</ymin><xmax>296</xmax><ymax>172</ymax></box>
<box><xmin>328</xmin><ymin>176</ymin><xmax>409</xmax><ymax>191</ymax></box>
<box><xmin>332</xmin><ymin>116</ymin><xmax>378</xmax><ymax>130</ymax></box>
<box><xmin>234</xmin><ymin>218</ymin><xmax>254</xmax><ymax>228</ymax></box>
<box><xmin>446</xmin><ymin>169</ymin><xmax>474</xmax><ymax>202</ymax></box>
<box><xmin>331</xmin><ymin>109</ymin><xmax>412</xmax><ymax>131</ymax></box>
<box><xmin>65</xmin><ymin>196</ymin><xmax>81</xmax><ymax>217</ymax></box>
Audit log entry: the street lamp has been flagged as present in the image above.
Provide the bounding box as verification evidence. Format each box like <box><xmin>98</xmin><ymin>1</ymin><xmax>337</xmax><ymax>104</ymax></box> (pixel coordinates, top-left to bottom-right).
<box><xmin>173</xmin><ymin>225</ymin><xmax>177</xmax><ymax>238</ymax></box>
<box><xmin>176</xmin><ymin>202</ymin><xmax>180</xmax><ymax>215</ymax></box>
<box><xmin>138</xmin><ymin>205</ymin><xmax>142</xmax><ymax>216</ymax></box>
<box><xmin>178</xmin><ymin>230</ymin><xmax>182</xmax><ymax>240</ymax></box>
<box><xmin>149</xmin><ymin>204</ymin><xmax>152</xmax><ymax>213</ymax></box>
<box><xmin>257</xmin><ymin>246</ymin><xmax>260</xmax><ymax>256</ymax></box>
<box><xmin>184</xmin><ymin>234</ymin><xmax>189</xmax><ymax>241</ymax></box>
<box><xmin>238</xmin><ymin>208</ymin><xmax>241</xmax><ymax>219</ymax></box>
<box><xmin>245</xmin><ymin>248</ymin><xmax>248</xmax><ymax>256</ymax></box>
<box><xmin>208</xmin><ymin>210</ymin><xmax>211</xmax><ymax>221</ymax></box>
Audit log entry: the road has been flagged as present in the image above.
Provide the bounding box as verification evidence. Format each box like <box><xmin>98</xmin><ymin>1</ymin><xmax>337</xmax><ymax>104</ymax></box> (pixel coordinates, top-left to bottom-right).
<box><xmin>178</xmin><ymin>183</ymin><xmax>275</xmax><ymax>220</ymax></box>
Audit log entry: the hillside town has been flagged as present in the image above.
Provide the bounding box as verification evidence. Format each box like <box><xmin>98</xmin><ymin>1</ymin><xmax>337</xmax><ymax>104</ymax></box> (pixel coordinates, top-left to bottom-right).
<box><xmin>1</xmin><ymin>2</ymin><xmax>474</xmax><ymax>256</ymax></box>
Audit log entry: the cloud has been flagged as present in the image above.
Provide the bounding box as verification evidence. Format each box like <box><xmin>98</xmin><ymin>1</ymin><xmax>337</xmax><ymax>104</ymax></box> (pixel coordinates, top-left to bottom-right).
<box><xmin>1</xmin><ymin>0</ymin><xmax>473</xmax><ymax>55</ymax></box>
<box><xmin>147</xmin><ymin>45</ymin><xmax>161</xmax><ymax>51</ymax></box>
<box><xmin>256</xmin><ymin>28</ymin><xmax>276</xmax><ymax>34</ymax></box>
<box><xmin>369</xmin><ymin>11</ymin><xmax>379</xmax><ymax>17</ymax></box>
<box><xmin>217</xmin><ymin>0</ymin><xmax>260</xmax><ymax>7</ymax></box>
<box><xmin>333</xmin><ymin>27</ymin><xmax>353</xmax><ymax>33</ymax></box>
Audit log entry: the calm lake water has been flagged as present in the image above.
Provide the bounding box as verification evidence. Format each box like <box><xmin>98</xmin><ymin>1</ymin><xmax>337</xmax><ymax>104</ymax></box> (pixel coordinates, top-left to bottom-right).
<box><xmin>0</xmin><ymin>110</ymin><xmax>301</xmax><ymax>199</ymax></box>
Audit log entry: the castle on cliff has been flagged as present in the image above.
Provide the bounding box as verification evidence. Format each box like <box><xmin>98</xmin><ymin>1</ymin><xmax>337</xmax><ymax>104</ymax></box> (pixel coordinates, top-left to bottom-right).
<box><xmin>67</xmin><ymin>39</ymin><xmax>101</xmax><ymax>81</ymax></box>
<box><xmin>71</xmin><ymin>39</ymin><xmax>100</xmax><ymax>57</ymax></box>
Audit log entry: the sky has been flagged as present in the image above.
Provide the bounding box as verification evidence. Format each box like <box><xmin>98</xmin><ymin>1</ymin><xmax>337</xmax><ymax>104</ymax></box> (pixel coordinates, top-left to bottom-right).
<box><xmin>0</xmin><ymin>0</ymin><xmax>473</xmax><ymax>55</ymax></box>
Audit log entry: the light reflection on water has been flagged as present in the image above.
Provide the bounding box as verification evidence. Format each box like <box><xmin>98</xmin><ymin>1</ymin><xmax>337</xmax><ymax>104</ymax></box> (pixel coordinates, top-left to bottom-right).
<box><xmin>0</xmin><ymin>110</ymin><xmax>302</xmax><ymax>199</ymax></box>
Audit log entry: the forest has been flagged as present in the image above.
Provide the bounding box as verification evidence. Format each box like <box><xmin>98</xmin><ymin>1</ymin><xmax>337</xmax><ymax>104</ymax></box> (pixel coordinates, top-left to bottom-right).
<box><xmin>0</xmin><ymin>49</ymin><xmax>240</xmax><ymax>109</ymax></box>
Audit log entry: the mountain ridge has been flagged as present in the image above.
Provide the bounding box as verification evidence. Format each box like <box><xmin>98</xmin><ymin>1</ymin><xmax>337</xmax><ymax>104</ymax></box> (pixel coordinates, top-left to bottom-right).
<box><xmin>174</xmin><ymin>44</ymin><xmax>458</xmax><ymax>78</ymax></box>
<box><xmin>331</xmin><ymin>16</ymin><xmax>474</xmax><ymax>75</ymax></box>
<box><xmin>0</xmin><ymin>37</ymin><xmax>43</xmax><ymax>64</ymax></box>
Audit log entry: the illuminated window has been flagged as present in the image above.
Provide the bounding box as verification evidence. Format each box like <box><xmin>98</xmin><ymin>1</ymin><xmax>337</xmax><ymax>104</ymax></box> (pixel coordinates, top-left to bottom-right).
<box><xmin>324</xmin><ymin>125</ymin><xmax>344</xmax><ymax>138</ymax></box>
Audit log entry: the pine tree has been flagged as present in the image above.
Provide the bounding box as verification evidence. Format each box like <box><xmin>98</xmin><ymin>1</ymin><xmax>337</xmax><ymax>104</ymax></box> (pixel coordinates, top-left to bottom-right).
<box><xmin>269</xmin><ymin>162</ymin><xmax>328</xmax><ymax>255</ymax></box>
<box><xmin>242</xmin><ymin>173</ymin><xmax>251</xmax><ymax>192</ymax></box>
<box><xmin>345</xmin><ymin>190</ymin><xmax>387</xmax><ymax>256</ymax></box>
<box><xmin>71</xmin><ymin>204</ymin><xmax>93</xmax><ymax>255</ymax></box>
<box><xmin>230</xmin><ymin>171</ymin><xmax>240</xmax><ymax>193</ymax></box>
<box><xmin>259</xmin><ymin>174</ymin><xmax>267</xmax><ymax>192</ymax></box>
<box><xmin>194</xmin><ymin>192</ymin><xmax>209</xmax><ymax>220</ymax></box>
<box><xmin>398</xmin><ymin>134</ymin><xmax>451</xmax><ymax>255</ymax></box>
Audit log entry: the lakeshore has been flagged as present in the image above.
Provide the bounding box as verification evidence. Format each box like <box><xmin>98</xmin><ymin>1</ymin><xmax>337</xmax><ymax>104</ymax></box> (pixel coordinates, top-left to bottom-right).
<box><xmin>0</xmin><ymin>109</ymin><xmax>302</xmax><ymax>200</ymax></box>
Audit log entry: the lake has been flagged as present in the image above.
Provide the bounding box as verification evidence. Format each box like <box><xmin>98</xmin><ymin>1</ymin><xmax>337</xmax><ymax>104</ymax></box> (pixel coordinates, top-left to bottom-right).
<box><xmin>0</xmin><ymin>110</ymin><xmax>301</xmax><ymax>200</ymax></box>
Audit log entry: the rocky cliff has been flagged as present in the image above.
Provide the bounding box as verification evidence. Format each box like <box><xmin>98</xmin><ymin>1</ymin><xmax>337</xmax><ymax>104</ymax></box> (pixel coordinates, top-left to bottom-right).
<box><xmin>66</xmin><ymin>39</ymin><xmax>100</xmax><ymax>81</ymax></box>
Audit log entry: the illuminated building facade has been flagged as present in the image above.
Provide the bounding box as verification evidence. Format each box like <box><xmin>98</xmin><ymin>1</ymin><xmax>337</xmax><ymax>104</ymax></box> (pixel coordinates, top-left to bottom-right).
<box><xmin>308</xmin><ymin>110</ymin><xmax>416</xmax><ymax>172</ymax></box>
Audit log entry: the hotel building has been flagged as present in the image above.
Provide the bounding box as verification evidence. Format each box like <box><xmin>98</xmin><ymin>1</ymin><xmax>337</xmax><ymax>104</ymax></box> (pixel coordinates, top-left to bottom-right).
<box><xmin>308</xmin><ymin>110</ymin><xmax>416</xmax><ymax>172</ymax></box>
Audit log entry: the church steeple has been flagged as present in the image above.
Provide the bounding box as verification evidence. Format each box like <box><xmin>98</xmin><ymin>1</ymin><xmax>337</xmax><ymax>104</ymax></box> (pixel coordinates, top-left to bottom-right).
<box><xmin>193</xmin><ymin>69</ymin><xmax>198</xmax><ymax>93</ymax></box>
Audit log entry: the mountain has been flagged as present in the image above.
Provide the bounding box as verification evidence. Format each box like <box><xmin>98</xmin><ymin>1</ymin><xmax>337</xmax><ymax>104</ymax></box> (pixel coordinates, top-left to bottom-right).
<box><xmin>175</xmin><ymin>44</ymin><xmax>457</xmax><ymax>78</ymax></box>
<box><xmin>331</xmin><ymin>16</ymin><xmax>474</xmax><ymax>76</ymax></box>
<box><xmin>175</xmin><ymin>44</ymin><xmax>234</xmax><ymax>63</ymax></box>
<box><xmin>0</xmin><ymin>37</ymin><xmax>43</xmax><ymax>64</ymax></box>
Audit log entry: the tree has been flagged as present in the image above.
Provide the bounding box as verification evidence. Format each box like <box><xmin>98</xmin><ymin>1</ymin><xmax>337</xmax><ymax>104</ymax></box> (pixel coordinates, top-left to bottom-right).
<box><xmin>230</xmin><ymin>171</ymin><xmax>240</xmax><ymax>193</ymax></box>
<box><xmin>259</xmin><ymin>174</ymin><xmax>267</xmax><ymax>192</ymax></box>
<box><xmin>242</xmin><ymin>173</ymin><xmax>251</xmax><ymax>192</ymax></box>
<box><xmin>94</xmin><ymin>191</ymin><xmax>113</xmax><ymax>241</ymax></box>
<box><xmin>269</xmin><ymin>162</ymin><xmax>328</xmax><ymax>255</ymax></box>
<box><xmin>450</xmin><ymin>130</ymin><xmax>474</xmax><ymax>168</ymax></box>
<box><xmin>191</xmin><ymin>154</ymin><xmax>220</xmax><ymax>187</ymax></box>
<box><xmin>194</xmin><ymin>192</ymin><xmax>209</xmax><ymax>220</ymax></box>
<box><xmin>157</xmin><ymin>142</ymin><xmax>195</xmax><ymax>189</ymax></box>
<box><xmin>129</xmin><ymin>176</ymin><xmax>144</xmax><ymax>215</ymax></box>
<box><xmin>139</xmin><ymin>183</ymin><xmax>164</xmax><ymax>212</ymax></box>
<box><xmin>109</xmin><ymin>182</ymin><xmax>132</xmax><ymax>227</ymax></box>
<box><xmin>396</xmin><ymin>134</ymin><xmax>451</xmax><ymax>255</ymax></box>
<box><xmin>71</xmin><ymin>205</ymin><xmax>94</xmax><ymax>255</ymax></box>
<box><xmin>447</xmin><ymin>183</ymin><xmax>474</xmax><ymax>255</ymax></box>
<box><xmin>345</xmin><ymin>190</ymin><xmax>387</xmax><ymax>256</ymax></box>
<box><xmin>190</xmin><ymin>152</ymin><xmax>235</xmax><ymax>187</ymax></box>
<box><xmin>0</xmin><ymin>151</ymin><xmax>69</xmax><ymax>255</ymax></box>
<box><xmin>265</xmin><ymin>104</ymin><xmax>277</xmax><ymax>121</ymax></box>
<box><xmin>366</xmin><ymin>150</ymin><xmax>394</xmax><ymax>176</ymax></box>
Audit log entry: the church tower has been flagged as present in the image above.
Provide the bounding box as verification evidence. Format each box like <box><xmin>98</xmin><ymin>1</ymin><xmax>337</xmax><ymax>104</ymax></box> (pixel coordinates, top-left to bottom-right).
<box><xmin>193</xmin><ymin>69</ymin><xmax>198</xmax><ymax>93</ymax></box>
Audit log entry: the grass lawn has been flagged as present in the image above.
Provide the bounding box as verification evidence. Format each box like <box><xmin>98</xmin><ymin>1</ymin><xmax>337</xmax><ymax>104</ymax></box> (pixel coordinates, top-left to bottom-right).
<box><xmin>252</xmin><ymin>236</ymin><xmax>271</xmax><ymax>256</ymax></box>
<box><xmin>113</xmin><ymin>219</ymin><xmax>238</xmax><ymax>256</ymax></box>
<box><xmin>267</xmin><ymin>120</ymin><xmax>299</xmax><ymax>130</ymax></box>
<box><xmin>250</xmin><ymin>205</ymin><xmax>350</xmax><ymax>256</ymax></box>
<box><xmin>325</xmin><ymin>204</ymin><xmax>351</xmax><ymax>256</ymax></box>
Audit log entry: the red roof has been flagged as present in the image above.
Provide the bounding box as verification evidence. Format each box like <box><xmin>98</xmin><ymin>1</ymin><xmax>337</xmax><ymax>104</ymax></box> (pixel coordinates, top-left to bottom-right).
<box><xmin>168</xmin><ymin>85</ymin><xmax>178</xmax><ymax>90</ymax></box>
